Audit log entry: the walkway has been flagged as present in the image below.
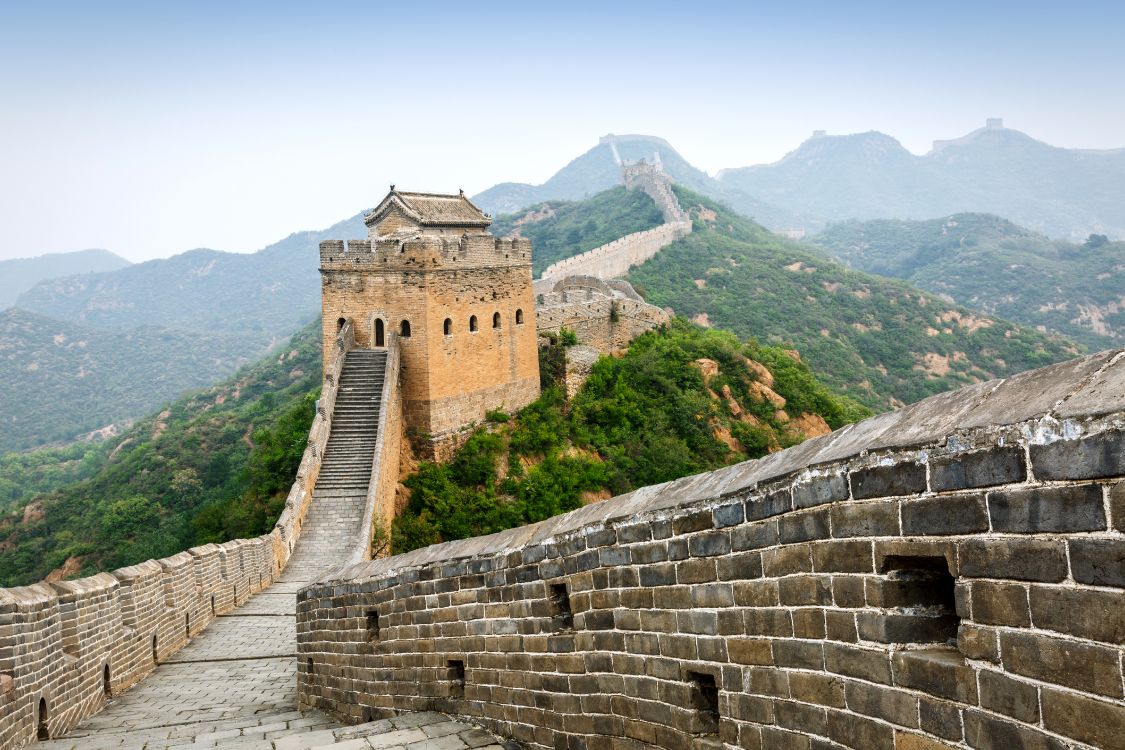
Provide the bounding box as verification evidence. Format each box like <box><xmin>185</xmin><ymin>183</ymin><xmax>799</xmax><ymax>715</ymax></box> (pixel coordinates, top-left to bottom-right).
<box><xmin>39</xmin><ymin>491</ymin><xmax>503</xmax><ymax>749</ymax></box>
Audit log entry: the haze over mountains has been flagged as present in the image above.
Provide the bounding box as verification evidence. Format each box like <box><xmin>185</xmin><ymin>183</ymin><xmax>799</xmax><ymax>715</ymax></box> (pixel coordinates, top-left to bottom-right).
<box><xmin>0</xmin><ymin>249</ymin><xmax>130</xmax><ymax>309</ymax></box>
<box><xmin>3</xmin><ymin>121</ymin><xmax>1121</xmax><ymax>452</ymax></box>
<box><xmin>475</xmin><ymin>122</ymin><xmax>1125</xmax><ymax>240</ymax></box>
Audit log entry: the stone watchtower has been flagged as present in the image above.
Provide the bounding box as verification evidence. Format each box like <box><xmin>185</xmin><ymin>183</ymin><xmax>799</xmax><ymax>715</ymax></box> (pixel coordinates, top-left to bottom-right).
<box><xmin>319</xmin><ymin>188</ymin><xmax>540</xmax><ymax>455</ymax></box>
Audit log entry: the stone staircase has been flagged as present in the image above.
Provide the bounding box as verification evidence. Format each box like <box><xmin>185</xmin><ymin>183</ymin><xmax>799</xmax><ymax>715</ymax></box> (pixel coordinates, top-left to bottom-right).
<box><xmin>316</xmin><ymin>349</ymin><xmax>386</xmax><ymax>494</ymax></box>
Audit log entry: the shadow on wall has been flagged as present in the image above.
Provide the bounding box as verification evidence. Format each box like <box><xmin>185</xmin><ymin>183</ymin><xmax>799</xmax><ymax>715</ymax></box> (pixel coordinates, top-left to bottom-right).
<box><xmin>297</xmin><ymin>349</ymin><xmax>1125</xmax><ymax>750</ymax></box>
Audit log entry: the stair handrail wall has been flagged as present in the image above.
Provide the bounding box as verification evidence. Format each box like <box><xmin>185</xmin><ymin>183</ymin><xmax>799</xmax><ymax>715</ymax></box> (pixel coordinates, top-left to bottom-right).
<box><xmin>0</xmin><ymin>318</ymin><xmax>353</xmax><ymax>748</ymax></box>
<box><xmin>349</xmin><ymin>333</ymin><xmax>403</xmax><ymax>567</ymax></box>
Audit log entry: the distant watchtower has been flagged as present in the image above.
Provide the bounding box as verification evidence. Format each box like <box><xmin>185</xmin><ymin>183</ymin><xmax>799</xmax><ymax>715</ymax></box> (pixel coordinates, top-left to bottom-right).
<box><xmin>319</xmin><ymin>188</ymin><xmax>540</xmax><ymax>455</ymax></box>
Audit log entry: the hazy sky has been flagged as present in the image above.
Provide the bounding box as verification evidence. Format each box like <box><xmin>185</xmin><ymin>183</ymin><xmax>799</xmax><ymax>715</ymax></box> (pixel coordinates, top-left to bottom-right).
<box><xmin>2</xmin><ymin>1</ymin><xmax>1122</xmax><ymax>262</ymax></box>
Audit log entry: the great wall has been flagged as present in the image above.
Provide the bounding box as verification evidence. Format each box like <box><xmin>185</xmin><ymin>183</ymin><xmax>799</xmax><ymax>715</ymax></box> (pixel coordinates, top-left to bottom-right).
<box><xmin>1</xmin><ymin>164</ymin><xmax>1122</xmax><ymax>749</ymax></box>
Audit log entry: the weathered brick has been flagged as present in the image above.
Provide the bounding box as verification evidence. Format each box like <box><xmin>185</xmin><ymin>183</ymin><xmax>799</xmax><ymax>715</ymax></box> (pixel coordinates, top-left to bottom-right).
<box><xmin>969</xmin><ymin>580</ymin><xmax>1029</xmax><ymax>626</ymax></box>
<box><xmin>712</xmin><ymin>500</ymin><xmax>745</xmax><ymax>528</ymax></box>
<box><xmin>1112</xmin><ymin>480</ymin><xmax>1125</xmax><ymax>533</ymax></box>
<box><xmin>929</xmin><ymin>446</ymin><xmax>1026</xmax><ymax>491</ymax></box>
<box><xmin>987</xmin><ymin>483</ymin><xmax>1106</xmax><ymax>533</ymax></box>
<box><xmin>1068</xmin><ymin>537</ymin><xmax>1125</xmax><ymax>587</ymax></box>
<box><xmin>977</xmin><ymin>669</ymin><xmax>1039</xmax><ymax>723</ymax></box>
<box><xmin>892</xmin><ymin>731</ymin><xmax>958</xmax><ymax>750</ymax></box>
<box><xmin>831</xmin><ymin>501</ymin><xmax>900</xmax><ymax>538</ymax></box>
<box><xmin>956</xmin><ymin>624</ymin><xmax>999</xmax><ymax>663</ymax></box>
<box><xmin>962</xmin><ymin>710</ymin><xmax>1065</xmax><ymax>750</ymax></box>
<box><xmin>1028</xmin><ymin>585</ymin><xmax>1125</xmax><ymax>643</ymax></box>
<box><xmin>789</xmin><ymin>672</ymin><xmax>846</xmax><ymax>709</ymax></box>
<box><xmin>844</xmin><ymin>681</ymin><xmax>918</xmax><ymax>728</ymax></box>
<box><xmin>825</xmin><ymin>610</ymin><xmax>858</xmax><ymax>643</ymax></box>
<box><xmin>901</xmin><ymin>493</ymin><xmax>988</xmax><ymax>536</ymax></box>
<box><xmin>779</xmin><ymin>575</ymin><xmax>833</xmax><ymax>606</ymax></box>
<box><xmin>856</xmin><ymin>612</ymin><xmax>958</xmax><ymax>644</ymax></box>
<box><xmin>1030</xmin><ymin>429</ymin><xmax>1125</xmax><ymax>480</ymax></box>
<box><xmin>824</xmin><ymin>643</ymin><xmax>893</xmax><ymax>685</ymax></box>
<box><xmin>850</xmin><ymin>460</ymin><xmax>927</xmax><ymax>500</ymax></box>
<box><xmin>780</xmin><ymin>508</ymin><xmax>831</xmax><ymax>544</ymax></box>
<box><xmin>746</xmin><ymin>486</ymin><xmax>792</xmax><ymax>521</ymax></box>
<box><xmin>1040</xmin><ymin>687</ymin><xmax>1125</xmax><ymax>750</ymax></box>
<box><xmin>957</xmin><ymin>538</ymin><xmax>1067</xmax><ymax>582</ymax></box>
<box><xmin>728</xmin><ymin>638</ymin><xmax>773</xmax><ymax>666</ymax></box>
<box><xmin>773</xmin><ymin>639</ymin><xmax>824</xmax><ymax>669</ymax></box>
<box><xmin>918</xmin><ymin>698</ymin><xmax>963</xmax><ymax>742</ymax></box>
<box><xmin>832</xmin><ymin>575</ymin><xmax>866</xmax><ymax>608</ymax></box>
<box><xmin>776</xmin><ymin>700</ymin><xmax>828</xmax><ymax>736</ymax></box>
<box><xmin>892</xmin><ymin>649</ymin><xmax>977</xmax><ymax>704</ymax></box>
<box><xmin>731</xmin><ymin>520</ymin><xmax>779</xmax><ymax>551</ymax></box>
<box><xmin>999</xmin><ymin>630</ymin><xmax>1123</xmax><ymax>698</ymax></box>
<box><xmin>716</xmin><ymin>551</ymin><xmax>764</xmax><ymax>581</ymax></box>
<box><xmin>763</xmin><ymin>544</ymin><xmax>812</xmax><ymax>577</ymax></box>
<box><xmin>811</xmin><ymin>540</ymin><xmax>874</xmax><ymax>573</ymax></box>
<box><xmin>688</xmin><ymin>531</ymin><xmax>732</xmax><ymax>558</ymax></box>
<box><xmin>827</xmin><ymin>709</ymin><xmax>895</xmax><ymax>750</ymax></box>
<box><xmin>793</xmin><ymin>472</ymin><xmax>849</xmax><ymax>509</ymax></box>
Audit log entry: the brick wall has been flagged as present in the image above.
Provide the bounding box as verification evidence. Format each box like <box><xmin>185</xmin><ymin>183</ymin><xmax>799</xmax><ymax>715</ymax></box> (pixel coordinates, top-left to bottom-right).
<box><xmin>0</xmin><ymin>322</ymin><xmax>356</xmax><ymax>747</ymax></box>
<box><xmin>297</xmin><ymin>350</ymin><xmax>1125</xmax><ymax>750</ymax></box>
<box><xmin>538</xmin><ymin>221</ymin><xmax>692</xmax><ymax>284</ymax></box>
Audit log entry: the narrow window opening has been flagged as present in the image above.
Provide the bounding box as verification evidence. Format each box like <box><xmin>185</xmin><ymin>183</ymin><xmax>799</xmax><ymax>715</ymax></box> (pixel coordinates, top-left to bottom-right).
<box><xmin>548</xmin><ymin>583</ymin><xmax>573</xmax><ymax>631</ymax></box>
<box><xmin>492</xmin><ymin>312</ymin><xmax>501</xmax><ymax>329</ymax></box>
<box><xmin>367</xmin><ymin>610</ymin><xmax>380</xmax><ymax>642</ymax></box>
<box><xmin>688</xmin><ymin>672</ymin><xmax>719</xmax><ymax>736</ymax></box>
<box><xmin>103</xmin><ymin>664</ymin><xmax>112</xmax><ymax>697</ymax></box>
<box><xmin>185</xmin><ymin>613</ymin><xmax>191</xmax><ymax>638</ymax></box>
<box><xmin>469</xmin><ymin>315</ymin><xmax>478</xmax><ymax>332</ymax></box>
<box><xmin>336</xmin><ymin>317</ymin><xmax>346</xmax><ymax>332</ymax></box>
<box><xmin>400</xmin><ymin>320</ymin><xmax>411</xmax><ymax>338</ymax></box>
<box><xmin>306</xmin><ymin>658</ymin><xmax>314</xmax><ymax>675</ymax></box>
<box><xmin>152</xmin><ymin>634</ymin><xmax>159</xmax><ymax>664</ymax></box>
<box><xmin>374</xmin><ymin>319</ymin><xmax>385</xmax><ymax>347</ymax></box>
<box><xmin>515</xmin><ymin>309</ymin><xmax>524</xmax><ymax>324</ymax></box>
<box><xmin>37</xmin><ymin>698</ymin><xmax>49</xmax><ymax>740</ymax></box>
<box><xmin>448</xmin><ymin>659</ymin><xmax>466</xmax><ymax>699</ymax></box>
<box><xmin>443</xmin><ymin>318</ymin><xmax>452</xmax><ymax>336</ymax></box>
<box><xmin>877</xmin><ymin>555</ymin><xmax>958</xmax><ymax>644</ymax></box>
<box><xmin>210</xmin><ymin>595</ymin><xmax>216</xmax><ymax>615</ymax></box>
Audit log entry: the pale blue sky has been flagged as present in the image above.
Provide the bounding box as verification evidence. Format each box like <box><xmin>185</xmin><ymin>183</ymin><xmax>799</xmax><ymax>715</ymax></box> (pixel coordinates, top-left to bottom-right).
<box><xmin>2</xmin><ymin>1</ymin><xmax>1122</xmax><ymax>261</ymax></box>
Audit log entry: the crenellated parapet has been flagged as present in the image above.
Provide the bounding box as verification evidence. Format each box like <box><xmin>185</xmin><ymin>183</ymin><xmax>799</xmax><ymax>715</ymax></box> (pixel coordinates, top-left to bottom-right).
<box><xmin>297</xmin><ymin>349</ymin><xmax>1125</xmax><ymax>750</ymax></box>
<box><xmin>319</xmin><ymin>235</ymin><xmax>531</xmax><ymax>272</ymax></box>
<box><xmin>0</xmin><ymin>321</ymin><xmax>356</xmax><ymax>747</ymax></box>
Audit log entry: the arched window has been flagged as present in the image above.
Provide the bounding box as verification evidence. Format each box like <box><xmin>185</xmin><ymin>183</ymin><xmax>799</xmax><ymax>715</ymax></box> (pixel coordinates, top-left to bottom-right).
<box><xmin>516</xmin><ymin>309</ymin><xmax>524</xmax><ymax>324</ymax></box>
<box><xmin>37</xmin><ymin>698</ymin><xmax>49</xmax><ymax>740</ymax></box>
<box><xmin>400</xmin><ymin>320</ymin><xmax>411</xmax><ymax>338</ymax></box>
<box><xmin>443</xmin><ymin>318</ymin><xmax>452</xmax><ymax>336</ymax></box>
<box><xmin>493</xmin><ymin>312</ymin><xmax>501</xmax><ymax>329</ymax></box>
<box><xmin>374</xmin><ymin>319</ymin><xmax>385</xmax><ymax>347</ymax></box>
<box><xmin>469</xmin><ymin>315</ymin><xmax>478</xmax><ymax>332</ymax></box>
<box><xmin>336</xmin><ymin>317</ymin><xmax>346</xmax><ymax>331</ymax></box>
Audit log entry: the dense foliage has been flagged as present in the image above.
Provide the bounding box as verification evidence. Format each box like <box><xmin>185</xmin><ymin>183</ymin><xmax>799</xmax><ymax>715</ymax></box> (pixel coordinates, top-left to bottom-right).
<box><xmin>392</xmin><ymin>319</ymin><xmax>868</xmax><ymax>552</ymax></box>
<box><xmin>0</xmin><ymin>321</ymin><xmax>322</xmax><ymax>585</ymax></box>
<box><xmin>811</xmin><ymin>213</ymin><xmax>1125</xmax><ymax>349</ymax></box>
<box><xmin>490</xmin><ymin>187</ymin><xmax>664</xmax><ymax>276</ymax></box>
<box><xmin>623</xmin><ymin>188</ymin><xmax>1079</xmax><ymax>409</ymax></box>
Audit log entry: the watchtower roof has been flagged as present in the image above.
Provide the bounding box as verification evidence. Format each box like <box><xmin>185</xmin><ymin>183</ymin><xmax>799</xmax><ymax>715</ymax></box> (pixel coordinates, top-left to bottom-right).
<box><xmin>365</xmin><ymin>189</ymin><xmax>491</xmax><ymax>230</ymax></box>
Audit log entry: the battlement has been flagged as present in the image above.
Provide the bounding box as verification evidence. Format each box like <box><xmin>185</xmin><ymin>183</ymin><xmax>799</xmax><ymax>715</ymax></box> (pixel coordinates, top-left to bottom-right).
<box><xmin>319</xmin><ymin>235</ymin><xmax>531</xmax><ymax>271</ymax></box>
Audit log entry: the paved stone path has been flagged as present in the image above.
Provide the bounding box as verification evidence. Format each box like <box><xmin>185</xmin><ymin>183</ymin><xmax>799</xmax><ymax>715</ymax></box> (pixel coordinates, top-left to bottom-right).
<box><xmin>40</xmin><ymin>489</ymin><xmax>504</xmax><ymax>750</ymax></box>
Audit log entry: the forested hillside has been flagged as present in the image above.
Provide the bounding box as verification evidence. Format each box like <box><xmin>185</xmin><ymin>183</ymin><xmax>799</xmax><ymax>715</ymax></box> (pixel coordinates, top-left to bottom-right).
<box><xmin>0</xmin><ymin>320</ymin><xmax>322</xmax><ymax>585</ymax></box>
<box><xmin>0</xmin><ymin>249</ymin><xmax>130</xmax><ymax>309</ymax></box>
<box><xmin>811</xmin><ymin>213</ymin><xmax>1125</xmax><ymax>349</ymax></box>
<box><xmin>490</xmin><ymin>187</ymin><xmax>663</xmax><ymax>276</ymax></box>
<box><xmin>628</xmin><ymin>188</ymin><xmax>1078</xmax><ymax>408</ymax></box>
<box><xmin>504</xmin><ymin>186</ymin><xmax>1079</xmax><ymax>409</ymax></box>
<box><xmin>394</xmin><ymin>320</ymin><xmax>869</xmax><ymax>550</ymax></box>
<box><xmin>0</xmin><ymin>308</ymin><xmax>258</xmax><ymax>452</ymax></box>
